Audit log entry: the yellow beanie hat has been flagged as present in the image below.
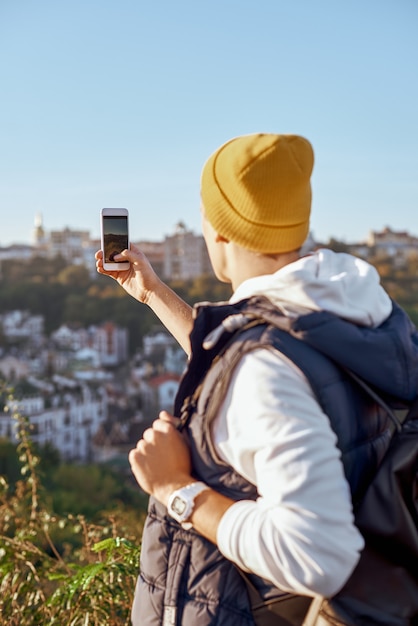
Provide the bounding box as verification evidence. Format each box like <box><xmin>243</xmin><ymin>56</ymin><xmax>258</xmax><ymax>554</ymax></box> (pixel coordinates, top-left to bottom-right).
<box><xmin>201</xmin><ymin>133</ymin><xmax>314</xmax><ymax>253</ymax></box>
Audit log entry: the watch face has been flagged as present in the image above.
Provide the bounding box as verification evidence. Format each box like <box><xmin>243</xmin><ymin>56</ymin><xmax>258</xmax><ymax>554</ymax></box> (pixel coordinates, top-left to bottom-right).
<box><xmin>171</xmin><ymin>495</ymin><xmax>187</xmax><ymax>516</ymax></box>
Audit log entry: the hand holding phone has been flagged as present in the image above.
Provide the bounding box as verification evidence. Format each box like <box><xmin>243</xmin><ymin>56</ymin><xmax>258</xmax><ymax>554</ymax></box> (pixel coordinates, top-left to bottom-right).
<box><xmin>100</xmin><ymin>208</ymin><xmax>130</xmax><ymax>271</ymax></box>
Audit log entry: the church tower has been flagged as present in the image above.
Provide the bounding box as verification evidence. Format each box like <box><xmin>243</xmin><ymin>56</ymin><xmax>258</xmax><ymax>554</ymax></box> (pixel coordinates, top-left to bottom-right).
<box><xmin>33</xmin><ymin>213</ymin><xmax>47</xmax><ymax>248</ymax></box>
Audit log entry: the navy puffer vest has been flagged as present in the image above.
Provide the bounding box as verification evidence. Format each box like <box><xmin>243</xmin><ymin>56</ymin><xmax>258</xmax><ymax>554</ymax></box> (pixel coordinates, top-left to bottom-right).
<box><xmin>132</xmin><ymin>296</ymin><xmax>418</xmax><ymax>626</ymax></box>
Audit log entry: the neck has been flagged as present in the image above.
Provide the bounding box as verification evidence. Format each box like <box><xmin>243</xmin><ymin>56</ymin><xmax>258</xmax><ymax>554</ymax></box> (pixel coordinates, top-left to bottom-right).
<box><xmin>229</xmin><ymin>246</ymin><xmax>301</xmax><ymax>291</ymax></box>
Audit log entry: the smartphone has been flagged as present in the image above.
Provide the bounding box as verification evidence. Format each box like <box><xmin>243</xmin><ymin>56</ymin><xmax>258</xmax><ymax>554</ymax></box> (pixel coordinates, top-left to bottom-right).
<box><xmin>100</xmin><ymin>208</ymin><xmax>130</xmax><ymax>271</ymax></box>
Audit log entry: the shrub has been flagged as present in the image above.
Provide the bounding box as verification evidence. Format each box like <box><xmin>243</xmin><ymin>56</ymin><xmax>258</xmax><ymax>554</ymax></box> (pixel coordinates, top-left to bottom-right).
<box><xmin>0</xmin><ymin>387</ymin><xmax>142</xmax><ymax>625</ymax></box>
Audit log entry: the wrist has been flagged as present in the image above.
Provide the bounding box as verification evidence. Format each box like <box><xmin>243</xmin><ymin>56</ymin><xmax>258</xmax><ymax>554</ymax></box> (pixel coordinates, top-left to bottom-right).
<box><xmin>166</xmin><ymin>481</ymin><xmax>210</xmax><ymax>529</ymax></box>
<box><xmin>144</xmin><ymin>276</ymin><xmax>168</xmax><ymax>308</ymax></box>
<box><xmin>154</xmin><ymin>476</ymin><xmax>196</xmax><ymax>508</ymax></box>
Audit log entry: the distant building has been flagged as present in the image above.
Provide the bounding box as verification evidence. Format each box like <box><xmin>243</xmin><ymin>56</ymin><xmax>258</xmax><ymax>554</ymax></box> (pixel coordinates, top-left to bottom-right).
<box><xmin>91</xmin><ymin>322</ymin><xmax>129</xmax><ymax>367</ymax></box>
<box><xmin>32</xmin><ymin>212</ymin><xmax>48</xmax><ymax>249</ymax></box>
<box><xmin>367</xmin><ymin>227</ymin><xmax>418</xmax><ymax>261</ymax></box>
<box><xmin>4</xmin><ymin>216</ymin><xmax>418</xmax><ymax>279</ymax></box>
<box><xmin>51</xmin><ymin>321</ymin><xmax>129</xmax><ymax>368</ymax></box>
<box><xmin>367</xmin><ymin>226</ymin><xmax>418</xmax><ymax>256</ymax></box>
<box><xmin>27</xmin><ymin>217</ymin><xmax>211</xmax><ymax>280</ymax></box>
<box><xmin>142</xmin><ymin>330</ymin><xmax>178</xmax><ymax>357</ymax></box>
<box><xmin>51</xmin><ymin>324</ymin><xmax>90</xmax><ymax>351</ymax></box>
<box><xmin>136</xmin><ymin>240</ymin><xmax>165</xmax><ymax>276</ymax></box>
<box><xmin>142</xmin><ymin>372</ymin><xmax>181</xmax><ymax>414</ymax></box>
<box><xmin>31</xmin><ymin>215</ymin><xmax>97</xmax><ymax>274</ymax></box>
<box><xmin>142</xmin><ymin>329</ymin><xmax>187</xmax><ymax>375</ymax></box>
<box><xmin>0</xmin><ymin>355</ymin><xmax>30</xmax><ymax>381</ymax></box>
<box><xmin>163</xmin><ymin>222</ymin><xmax>212</xmax><ymax>280</ymax></box>
<box><xmin>0</xmin><ymin>382</ymin><xmax>106</xmax><ymax>462</ymax></box>
<box><xmin>49</xmin><ymin>227</ymin><xmax>91</xmax><ymax>264</ymax></box>
<box><xmin>92</xmin><ymin>420</ymin><xmax>130</xmax><ymax>463</ymax></box>
<box><xmin>0</xmin><ymin>244</ymin><xmax>33</xmax><ymax>264</ymax></box>
<box><xmin>0</xmin><ymin>311</ymin><xmax>44</xmax><ymax>345</ymax></box>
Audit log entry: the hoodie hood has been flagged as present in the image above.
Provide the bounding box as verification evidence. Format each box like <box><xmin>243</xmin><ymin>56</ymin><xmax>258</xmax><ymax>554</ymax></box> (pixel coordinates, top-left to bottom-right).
<box><xmin>226</xmin><ymin>249</ymin><xmax>418</xmax><ymax>400</ymax></box>
<box><xmin>231</xmin><ymin>248</ymin><xmax>392</xmax><ymax>328</ymax></box>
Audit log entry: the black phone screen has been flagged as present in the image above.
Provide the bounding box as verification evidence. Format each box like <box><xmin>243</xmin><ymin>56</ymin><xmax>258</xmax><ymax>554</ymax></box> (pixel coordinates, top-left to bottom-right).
<box><xmin>103</xmin><ymin>216</ymin><xmax>129</xmax><ymax>263</ymax></box>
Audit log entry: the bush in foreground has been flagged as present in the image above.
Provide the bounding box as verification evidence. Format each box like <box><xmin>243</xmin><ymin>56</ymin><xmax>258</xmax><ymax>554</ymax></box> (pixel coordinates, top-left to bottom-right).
<box><xmin>0</xmin><ymin>390</ymin><xmax>142</xmax><ymax>625</ymax></box>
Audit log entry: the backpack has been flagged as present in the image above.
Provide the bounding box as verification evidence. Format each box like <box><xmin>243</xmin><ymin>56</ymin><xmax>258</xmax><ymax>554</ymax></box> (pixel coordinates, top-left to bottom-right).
<box><xmin>318</xmin><ymin>383</ymin><xmax>418</xmax><ymax>626</ymax></box>
<box><xmin>182</xmin><ymin>298</ymin><xmax>418</xmax><ymax>625</ymax></box>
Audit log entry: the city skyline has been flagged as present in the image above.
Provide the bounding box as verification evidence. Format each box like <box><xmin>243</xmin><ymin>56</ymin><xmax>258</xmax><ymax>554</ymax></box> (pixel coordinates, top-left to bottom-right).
<box><xmin>1</xmin><ymin>1</ymin><xmax>417</xmax><ymax>247</ymax></box>
<box><xmin>3</xmin><ymin>212</ymin><xmax>418</xmax><ymax>249</ymax></box>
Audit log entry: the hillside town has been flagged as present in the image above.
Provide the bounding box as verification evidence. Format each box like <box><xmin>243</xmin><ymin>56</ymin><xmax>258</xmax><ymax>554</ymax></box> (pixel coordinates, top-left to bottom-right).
<box><xmin>1</xmin><ymin>216</ymin><xmax>418</xmax><ymax>467</ymax></box>
<box><xmin>0</xmin><ymin>307</ymin><xmax>186</xmax><ymax>465</ymax></box>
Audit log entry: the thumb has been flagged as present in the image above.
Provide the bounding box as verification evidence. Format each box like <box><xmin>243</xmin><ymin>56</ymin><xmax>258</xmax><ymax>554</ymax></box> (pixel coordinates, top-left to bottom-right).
<box><xmin>115</xmin><ymin>244</ymin><xmax>146</xmax><ymax>264</ymax></box>
<box><xmin>159</xmin><ymin>411</ymin><xmax>181</xmax><ymax>428</ymax></box>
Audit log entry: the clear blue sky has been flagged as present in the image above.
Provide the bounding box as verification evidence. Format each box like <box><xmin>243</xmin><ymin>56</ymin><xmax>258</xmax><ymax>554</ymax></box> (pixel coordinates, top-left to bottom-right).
<box><xmin>1</xmin><ymin>0</ymin><xmax>417</xmax><ymax>247</ymax></box>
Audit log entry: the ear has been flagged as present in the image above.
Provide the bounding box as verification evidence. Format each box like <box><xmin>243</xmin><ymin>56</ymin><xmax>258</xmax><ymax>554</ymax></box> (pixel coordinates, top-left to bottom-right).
<box><xmin>215</xmin><ymin>233</ymin><xmax>229</xmax><ymax>243</ymax></box>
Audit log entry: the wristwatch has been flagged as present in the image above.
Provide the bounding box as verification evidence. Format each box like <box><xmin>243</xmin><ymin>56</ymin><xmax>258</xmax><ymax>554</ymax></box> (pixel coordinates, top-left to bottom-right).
<box><xmin>167</xmin><ymin>481</ymin><xmax>209</xmax><ymax>529</ymax></box>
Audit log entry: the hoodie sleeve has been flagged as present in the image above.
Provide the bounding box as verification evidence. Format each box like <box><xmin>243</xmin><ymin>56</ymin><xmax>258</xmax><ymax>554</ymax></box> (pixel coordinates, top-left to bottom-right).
<box><xmin>213</xmin><ymin>348</ymin><xmax>364</xmax><ymax>598</ymax></box>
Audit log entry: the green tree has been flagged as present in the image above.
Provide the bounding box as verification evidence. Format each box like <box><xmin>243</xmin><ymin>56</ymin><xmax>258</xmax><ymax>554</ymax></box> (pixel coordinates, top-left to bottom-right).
<box><xmin>50</xmin><ymin>464</ymin><xmax>125</xmax><ymax>518</ymax></box>
<box><xmin>62</xmin><ymin>293</ymin><xmax>88</xmax><ymax>325</ymax></box>
<box><xmin>57</xmin><ymin>264</ymin><xmax>91</xmax><ymax>289</ymax></box>
<box><xmin>325</xmin><ymin>238</ymin><xmax>351</xmax><ymax>253</ymax></box>
<box><xmin>0</xmin><ymin>439</ymin><xmax>21</xmax><ymax>484</ymax></box>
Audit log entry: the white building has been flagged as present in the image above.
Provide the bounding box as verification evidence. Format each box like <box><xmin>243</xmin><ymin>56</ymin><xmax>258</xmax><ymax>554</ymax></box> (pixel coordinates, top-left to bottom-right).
<box><xmin>139</xmin><ymin>329</ymin><xmax>187</xmax><ymax>376</ymax></box>
<box><xmin>31</xmin><ymin>215</ymin><xmax>97</xmax><ymax>275</ymax></box>
<box><xmin>0</xmin><ymin>244</ymin><xmax>33</xmax><ymax>264</ymax></box>
<box><xmin>90</xmin><ymin>322</ymin><xmax>129</xmax><ymax>367</ymax></box>
<box><xmin>0</xmin><ymin>355</ymin><xmax>30</xmax><ymax>381</ymax></box>
<box><xmin>51</xmin><ymin>324</ymin><xmax>90</xmax><ymax>351</ymax></box>
<box><xmin>0</xmin><ymin>311</ymin><xmax>44</xmax><ymax>345</ymax></box>
<box><xmin>51</xmin><ymin>322</ymin><xmax>129</xmax><ymax>368</ymax></box>
<box><xmin>366</xmin><ymin>227</ymin><xmax>418</xmax><ymax>263</ymax></box>
<box><xmin>142</xmin><ymin>372</ymin><xmax>181</xmax><ymax>414</ymax></box>
<box><xmin>143</xmin><ymin>330</ymin><xmax>178</xmax><ymax>357</ymax></box>
<box><xmin>0</xmin><ymin>383</ymin><xmax>107</xmax><ymax>462</ymax></box>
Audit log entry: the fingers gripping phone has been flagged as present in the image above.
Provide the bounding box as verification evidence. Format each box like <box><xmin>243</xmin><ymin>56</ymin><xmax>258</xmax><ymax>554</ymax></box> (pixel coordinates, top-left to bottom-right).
<box><xmin>100</xmin><ymin>208</ymin><xmax>130</xmax><ymax>271</ymax></box>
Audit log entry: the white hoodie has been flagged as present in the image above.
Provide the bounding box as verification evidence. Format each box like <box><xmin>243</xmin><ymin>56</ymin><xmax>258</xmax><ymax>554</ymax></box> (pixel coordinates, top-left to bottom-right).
<box><xmin>214</xmin><ymin>249</ymin><xmax>392</xmax><ymax>598</ymax></box>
